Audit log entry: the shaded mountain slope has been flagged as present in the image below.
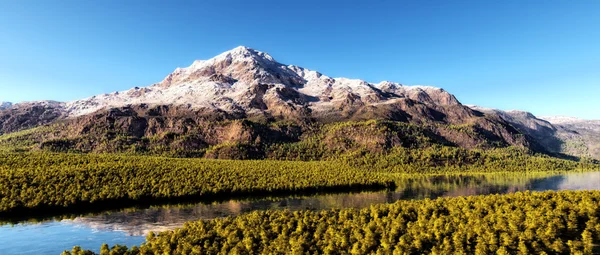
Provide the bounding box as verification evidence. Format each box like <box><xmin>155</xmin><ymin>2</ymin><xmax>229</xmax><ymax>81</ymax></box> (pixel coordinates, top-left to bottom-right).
<box><xmin>0</xmin><ymin>102</ymin><xmax>534</xmax><ymax>159</ymax></box>
<box><xmin>541</xmin><ymin>117</ymin><xmax>600</xmax><ymax>159</ymax></box>
<box><xmin>469</xmin><ymin>106</ymin><xmax>600</xmax><ymax>160</ymax></box>
<box><xmin>0</xmin><ymin>101</ymin><xmax>65</xmax><ymax>135</ymax></box>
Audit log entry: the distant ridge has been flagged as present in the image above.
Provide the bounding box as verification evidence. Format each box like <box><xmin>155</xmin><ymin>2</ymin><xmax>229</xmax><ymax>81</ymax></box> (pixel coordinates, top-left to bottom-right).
<box><xmin>468</xmin><ymin>105</ymin><xmax>600</xmax><ymax>159</ymax></box>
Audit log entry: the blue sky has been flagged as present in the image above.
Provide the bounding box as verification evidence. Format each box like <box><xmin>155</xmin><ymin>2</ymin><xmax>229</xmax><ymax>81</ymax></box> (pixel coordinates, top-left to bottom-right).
<box><xmin>0</xmin><ymin>0</ymin><xmax>598</xmax><ymax>119</ymax></box>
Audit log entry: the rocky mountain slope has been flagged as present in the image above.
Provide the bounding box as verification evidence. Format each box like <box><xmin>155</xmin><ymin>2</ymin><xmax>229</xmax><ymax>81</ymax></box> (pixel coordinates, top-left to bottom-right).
<box><xmin>0</xmin><ymin>101</ymin><xmax>65</xmax><ymax>135</ymax></box>
<box><xmin>468</xmin><ymin>106</ymin><xmax>600</xmax><ymax>159</ymax></box>
<box><xmin>0</xmin><ymin>46</ymin><xmax>568</xmax><ymax>157</ymax></box>
<box><xmin>541</xmin><ymin>117</ymin><xmax>600</xmax><ymax>159</ymax></box>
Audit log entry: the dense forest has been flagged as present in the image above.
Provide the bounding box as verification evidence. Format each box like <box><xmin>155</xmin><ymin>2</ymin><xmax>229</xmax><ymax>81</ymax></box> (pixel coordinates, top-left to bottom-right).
<box><xmin>0</xmin><ymin>152</ymin><xmax>391</xmax><ymax>216</ymax></box>
<box><xmin>1</xmin><ymin>171</ymin><xmax>575</xmax><ymax>225</ymax></box>
<box><xmin>62</xmin><ymin>190</ymin><xmax>600</xmax><ymax>254</ymax></box>
<box><xmin>0</xmin><ymin>148</ymin><xmax>597</xmax><ymax>218</ymax></box>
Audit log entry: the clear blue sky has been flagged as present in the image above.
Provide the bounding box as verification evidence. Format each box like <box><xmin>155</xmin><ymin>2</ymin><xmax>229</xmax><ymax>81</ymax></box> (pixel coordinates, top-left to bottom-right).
<box><xmin>1</xmin><ymin>0</ymin><xmax>599</xmax><ymax>119</ymax></box>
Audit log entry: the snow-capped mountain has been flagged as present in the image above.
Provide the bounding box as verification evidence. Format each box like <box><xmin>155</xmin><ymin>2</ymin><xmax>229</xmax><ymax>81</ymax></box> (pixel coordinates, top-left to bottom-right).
<box><xmin>63</xmin><ymin>46</ymin><xmax>459</xmax><ymax>117</ymax></box>
<box><xmin>2</xmin><ymin>46</ymin><xmax>594</xmax><ymax>159</ymax></box>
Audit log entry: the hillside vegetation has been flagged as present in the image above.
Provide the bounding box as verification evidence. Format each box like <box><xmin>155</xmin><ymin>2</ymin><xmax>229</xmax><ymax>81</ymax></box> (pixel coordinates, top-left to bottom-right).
<box><xmin>63</xmin><ymin>190</ymin><xmax>600</xmax><ymax>255</ymax></box>
<box><xmin>0</xmin><ymin>148</ymin><xmax>596</xmax><ymax>218</ymax></box>
<box><xmin>0</xmin><ymin>117</ymin><xmax>553</xmax><ymax>160</ymax></box>
<box><xmin>0</xmin><ymin>152</ymin><xmax>391</xmax><ymax>217</ymax></box>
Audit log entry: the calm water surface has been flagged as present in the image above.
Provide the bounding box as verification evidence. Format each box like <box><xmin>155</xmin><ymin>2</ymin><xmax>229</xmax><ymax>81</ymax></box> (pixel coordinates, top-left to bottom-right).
<box><xmin>1</xmin><ymin>171</ymin><xmax>598</xmax><ymax>254</ymax></box>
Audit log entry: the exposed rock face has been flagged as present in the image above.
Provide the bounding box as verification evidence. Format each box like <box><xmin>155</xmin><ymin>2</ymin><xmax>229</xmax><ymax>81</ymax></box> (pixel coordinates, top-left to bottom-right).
<box><xmin>15</xmin><ymin>103</ymin><xmax>527</xmax><ymax>157</ymax></box>
<box><xmin>541</xmin><ymin>117</ymin><xmax>600</xmax><ymax>160</ymax></box>
<box><xmin>469</xmin><ymin>106</ymin><xmax>562</xmax><ymax>152</ymax></box>
<box><xmin>27</xmin><ymin>104</ymin><xmax>303</xmax><ymax>155</ymax></box>
<box><xmin>0</xmin><ymin>101</ymin><xmax>65</xmax><ymax>135</ymax></box>
<box><xmin>469</xmin><ymin>106</ymin><xmax>600</xmax><ymax>159</ymax></box>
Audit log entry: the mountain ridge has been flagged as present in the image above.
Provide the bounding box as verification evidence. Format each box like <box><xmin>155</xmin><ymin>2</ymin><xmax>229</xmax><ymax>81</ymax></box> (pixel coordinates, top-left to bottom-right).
<box><xmin>4</xmin><ymin>46</ymin><xmax>461</xmax><ymax>118</ymax></box>
<box><xmin>468</xmin><ymin>105</ymin><xmax>600</xmax><ymax>159</ymax></box>
<box><xmin>0</xmin><ymin>46</ymin><xmax>595</xmax><ymax>159</ymax></box>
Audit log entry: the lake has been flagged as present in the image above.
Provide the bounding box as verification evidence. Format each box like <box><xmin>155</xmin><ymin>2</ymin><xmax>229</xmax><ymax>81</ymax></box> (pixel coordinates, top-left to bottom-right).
<box><xmin>1</xmin><ymin>171</ymin><xmax>598</xmax><ymax>254</ymax></box>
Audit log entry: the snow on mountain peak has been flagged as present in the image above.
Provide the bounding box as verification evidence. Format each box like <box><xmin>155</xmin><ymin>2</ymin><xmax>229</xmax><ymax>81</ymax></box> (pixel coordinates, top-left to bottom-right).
<box><xmin>191</xmin><ymin>45</ymin><xmax>278</xmax><ymax>72</ymax></box>
<box><xmin>63</xmin><ymin>47</ymin><xmax>459</xmax><ymax>117</ymax></box>
<box><xmin>220</xmin><ymin>46</ymin><xmax>275</xmax><ymax>62</ymax></box>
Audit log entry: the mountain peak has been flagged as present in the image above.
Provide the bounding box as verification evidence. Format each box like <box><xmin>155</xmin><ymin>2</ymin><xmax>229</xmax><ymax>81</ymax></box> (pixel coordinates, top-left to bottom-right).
<box><xmin>171</xmin><ymin>46</ymin><xmax>277</xmax><ymax>75</ymax></box>
<box><xmin>156</xmin><ymin>46</ymin><xmax>298</xmax><ymax>89</ymax></box>
<box><xmin>228</xmin><ymin>45</ymin><xmax>255</xmax><ymax>54</ymax></box>
<box><xmin>214</xmin><ymin>46</ymin><xmax>276</xmax><ymax>63</ymax></box>
<box><xmin>64</xmin><ymin>47</ymin><xmax>461</xmax><ymax>117</ymax></box>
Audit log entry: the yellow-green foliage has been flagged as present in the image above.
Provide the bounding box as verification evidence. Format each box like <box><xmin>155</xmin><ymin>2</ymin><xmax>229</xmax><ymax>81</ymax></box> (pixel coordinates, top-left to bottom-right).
<box><xmin>0</xmin><ymin>152</ymin><xmax>393</xmax><ymax>214</ymax></box>
<box><xmin>0</xmin><ymin>126</ymin><xmax>51</xmax><ymax>152</ymax></box>
<box><xmin>267</xmin><ymin>120</ymin><xmax>439</xmax><ymax>161</ymax></box>
<box><xmin>204</xmin><ymin>142</ymin><xmax>260</xmax><ymax>159</ymax></box>
<box><xmin>0</xmin><ymin>149</ymin><xmax>597</xmax><ymax>215</ymax></box>
<box><xmin>65</xmin><ymin>190</ymin><xmax>600</xmax><ymax>255</ymax></box>
<box><xmin>339</xmin><ymin>145</ymin><xmax>598</xmax><ymax>174</ymax></box>
<box><xmin>445</xmin><ymin>122</ymin><xmax>478</xmax><ymax>135</ymax></box>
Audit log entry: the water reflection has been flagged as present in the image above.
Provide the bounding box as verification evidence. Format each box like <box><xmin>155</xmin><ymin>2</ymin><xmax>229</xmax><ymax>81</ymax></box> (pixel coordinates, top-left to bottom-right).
<box><xmin>1</xmin><ymin>171</ymin><xmax>599</xmax><ymax>254</ymax></box>
<box><xmin>70</xmin><ymin>172</ymin><xmax>600</xmax><ymax>236</ymax></box>
<box><xmin>528</xmin><ymin>172</ymin><xmax>600</xmax><ymax>191</ymax></box>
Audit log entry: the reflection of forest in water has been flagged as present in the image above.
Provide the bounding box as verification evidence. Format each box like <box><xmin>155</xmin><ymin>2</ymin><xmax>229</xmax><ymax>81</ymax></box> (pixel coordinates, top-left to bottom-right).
<box><xmin>69</xmin><ymin>172</ymin><xmax>600</xmax><ymax>236</ymax></box>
